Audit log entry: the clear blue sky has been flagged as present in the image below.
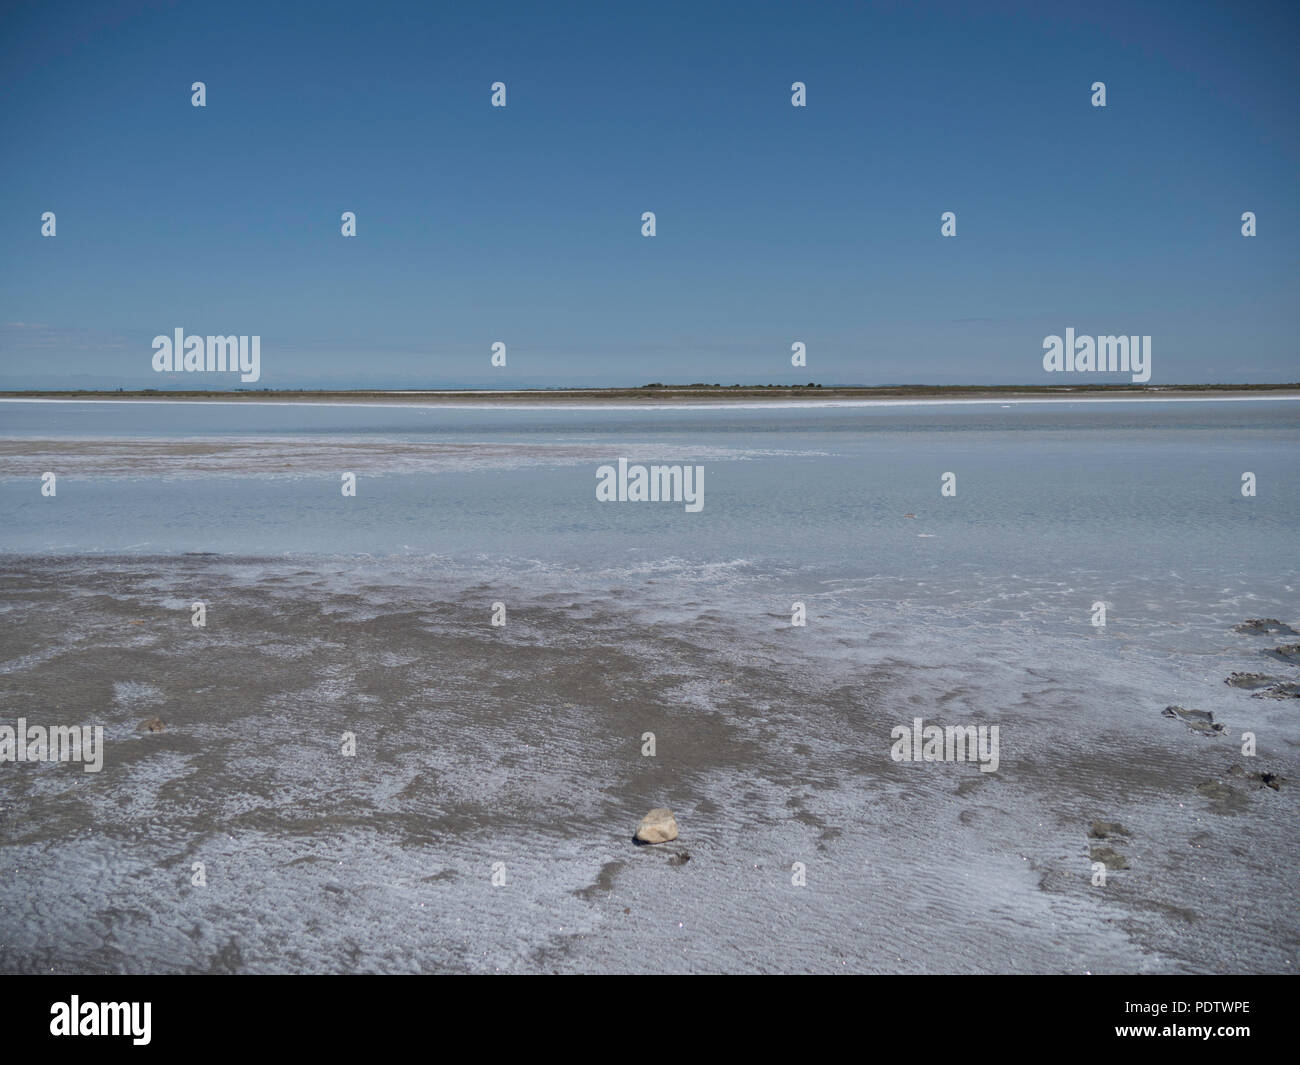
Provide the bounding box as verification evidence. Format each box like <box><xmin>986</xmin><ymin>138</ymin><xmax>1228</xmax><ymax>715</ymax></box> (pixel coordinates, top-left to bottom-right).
<box><xmin>1</xmin><ymin>0</ymin><xmax>1296</xmax><ymax>388</ymax></box>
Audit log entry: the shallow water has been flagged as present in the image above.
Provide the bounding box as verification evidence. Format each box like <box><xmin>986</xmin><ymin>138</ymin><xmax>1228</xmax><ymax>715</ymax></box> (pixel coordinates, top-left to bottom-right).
<box><xmin>2</xmin><ymin>400</ymin><xmax>1296</xmax><ymax>580</ymax></box>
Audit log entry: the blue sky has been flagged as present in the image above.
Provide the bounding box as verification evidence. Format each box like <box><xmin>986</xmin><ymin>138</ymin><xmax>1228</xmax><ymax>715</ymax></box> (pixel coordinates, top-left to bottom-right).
<box><xmin>1</xmin><ymin>0</ymin><xmax>1296</xmax><ymax>388</ymax></box>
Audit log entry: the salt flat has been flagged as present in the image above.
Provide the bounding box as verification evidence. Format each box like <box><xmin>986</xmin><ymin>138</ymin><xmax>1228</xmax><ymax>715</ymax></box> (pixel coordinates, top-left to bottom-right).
<box><xmin>0</xmin><ymin>399</ymin><xmax>1296</xmax><ymax>972</ymax></box>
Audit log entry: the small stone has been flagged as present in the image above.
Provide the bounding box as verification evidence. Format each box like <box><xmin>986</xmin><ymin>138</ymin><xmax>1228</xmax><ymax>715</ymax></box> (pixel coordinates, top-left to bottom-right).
<box><xmin>1264</xmin><ymin>643</ymin><xmax>1300</xmax><ymax>663</ymax></box>
<box><xmin>1204</xmin><ymin>768</ymin><xmax>1282</xmax><ymax>795</ymax></box>
<box><xmin>1161</xmin><ymin>706</ymin><xmax>1225</xmax><ymax>735</ymax></box>
<box><xmin>635</xmin><ymin>808</ymin><xmax>678</xmax><ymax>844</ymax></box>
<box><xmin>1162</xmin><ymin>704</ymin><xmax>1211</xmax><ymax>722</ymax></box>
<box><xmin>668</xmin><ymin>851</ymin><xmax>691</xmax><ymax>866</ymax></box>
<box><xmin>1196</xmin><ymin>780</ymin><xmax>1236</xmax><ymax>801</ymax></box>
<box><xmin>1238</xmin><ymin>768</ymin><xmax>1283</xmax><ymax>791</ymax></box>
<box><xmin>1254</xmin><ymin>683</ymin><xmax>1300</xmax><ymax>700</ymax></box>
<box><xmin>1225</xmin><ymin>672</ymin><xmax>1277</xmax><ymax>690</ymax></box>
<box><xmin>140</xmin><ymin>717</ymin><xmax>165</xmax><ymax>733</ymax></box>
<box><xmin>1233</xmin><ymin>619</ymin><xmax>1298</xmax><ymax>635</ymax></box>
<box><xmin>1088</xmin><ymin>820</ymin><xmax>1130</xmax><ymax>840</ymax></box>
<box><xmin>1089</xmin><ymin>845</ymin><xmax>1129</xmax><ymax>870</ymax></box>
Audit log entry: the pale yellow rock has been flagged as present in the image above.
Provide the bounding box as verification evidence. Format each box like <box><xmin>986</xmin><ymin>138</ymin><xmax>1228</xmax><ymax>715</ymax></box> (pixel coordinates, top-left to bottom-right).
<box><xmin>635</xmin><ymin>808</ymin><xmax>678</xmax><ymax>844</ymax></box>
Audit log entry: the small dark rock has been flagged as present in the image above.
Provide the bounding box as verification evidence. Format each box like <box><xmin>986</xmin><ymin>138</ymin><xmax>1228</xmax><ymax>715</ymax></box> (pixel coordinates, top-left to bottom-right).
<box><xmin>1088</xmin><ymin>820</ymin><xmax>1131</xmax><ymax>840</ymax></box>
<box><xmin>1225</xmin><ymin>672</ymin><xmax>1279</xmax><ymax>690</ymax></box>
<box><xmin>1215</xmin><ymin>765</ymin><xmax>1282</xmax><ymax>792</ymax></box>
<box><xmin>1089</xmin><ymin>845</ymin><xmax>1129</xmax><ymax>870</ymax></box>
<box><xmin>1233</xmin><ymin>619</ymin><xmax>1298</xmax><ymax>635</ymax></box>
<box><xmin>668</xmin><ymin>851</ymin><xmax>691</xmax><ymax>866</ymax></box>
<box><xmin>1196</xmin><ymin>779</ymin><xmax>1237</xmax><ymax>801</ymax></box>
<box><xmin>140</xmin><ymin>717</ymin><xmax>165</xmax><ymax>733</ymax></box>
<box><xmin>1235</xmin><ymin>768</ymin><xmax>1284</xmax><ymax>791</ymax></box>
<box><xmin>1253</xmin><ymin>683</ymin><xmax>1300</xmax><ymax>700</ymax></box>
<box><xmin>1161</xmin><ymin>705</ymin><xmax>1226</xmax><ymax>735</ymax></box>
<box><xmin>1264</xmin><ymin>644</ymin><xmax>1300</xmax><ymax>663</ymax></box>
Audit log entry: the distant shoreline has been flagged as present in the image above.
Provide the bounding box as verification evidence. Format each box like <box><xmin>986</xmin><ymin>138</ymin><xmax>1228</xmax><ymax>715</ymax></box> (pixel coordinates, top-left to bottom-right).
<box><xmin>3</xmin><ymin>383</ymin><xmax>1299</xmax><ymax>406</ymax></box>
